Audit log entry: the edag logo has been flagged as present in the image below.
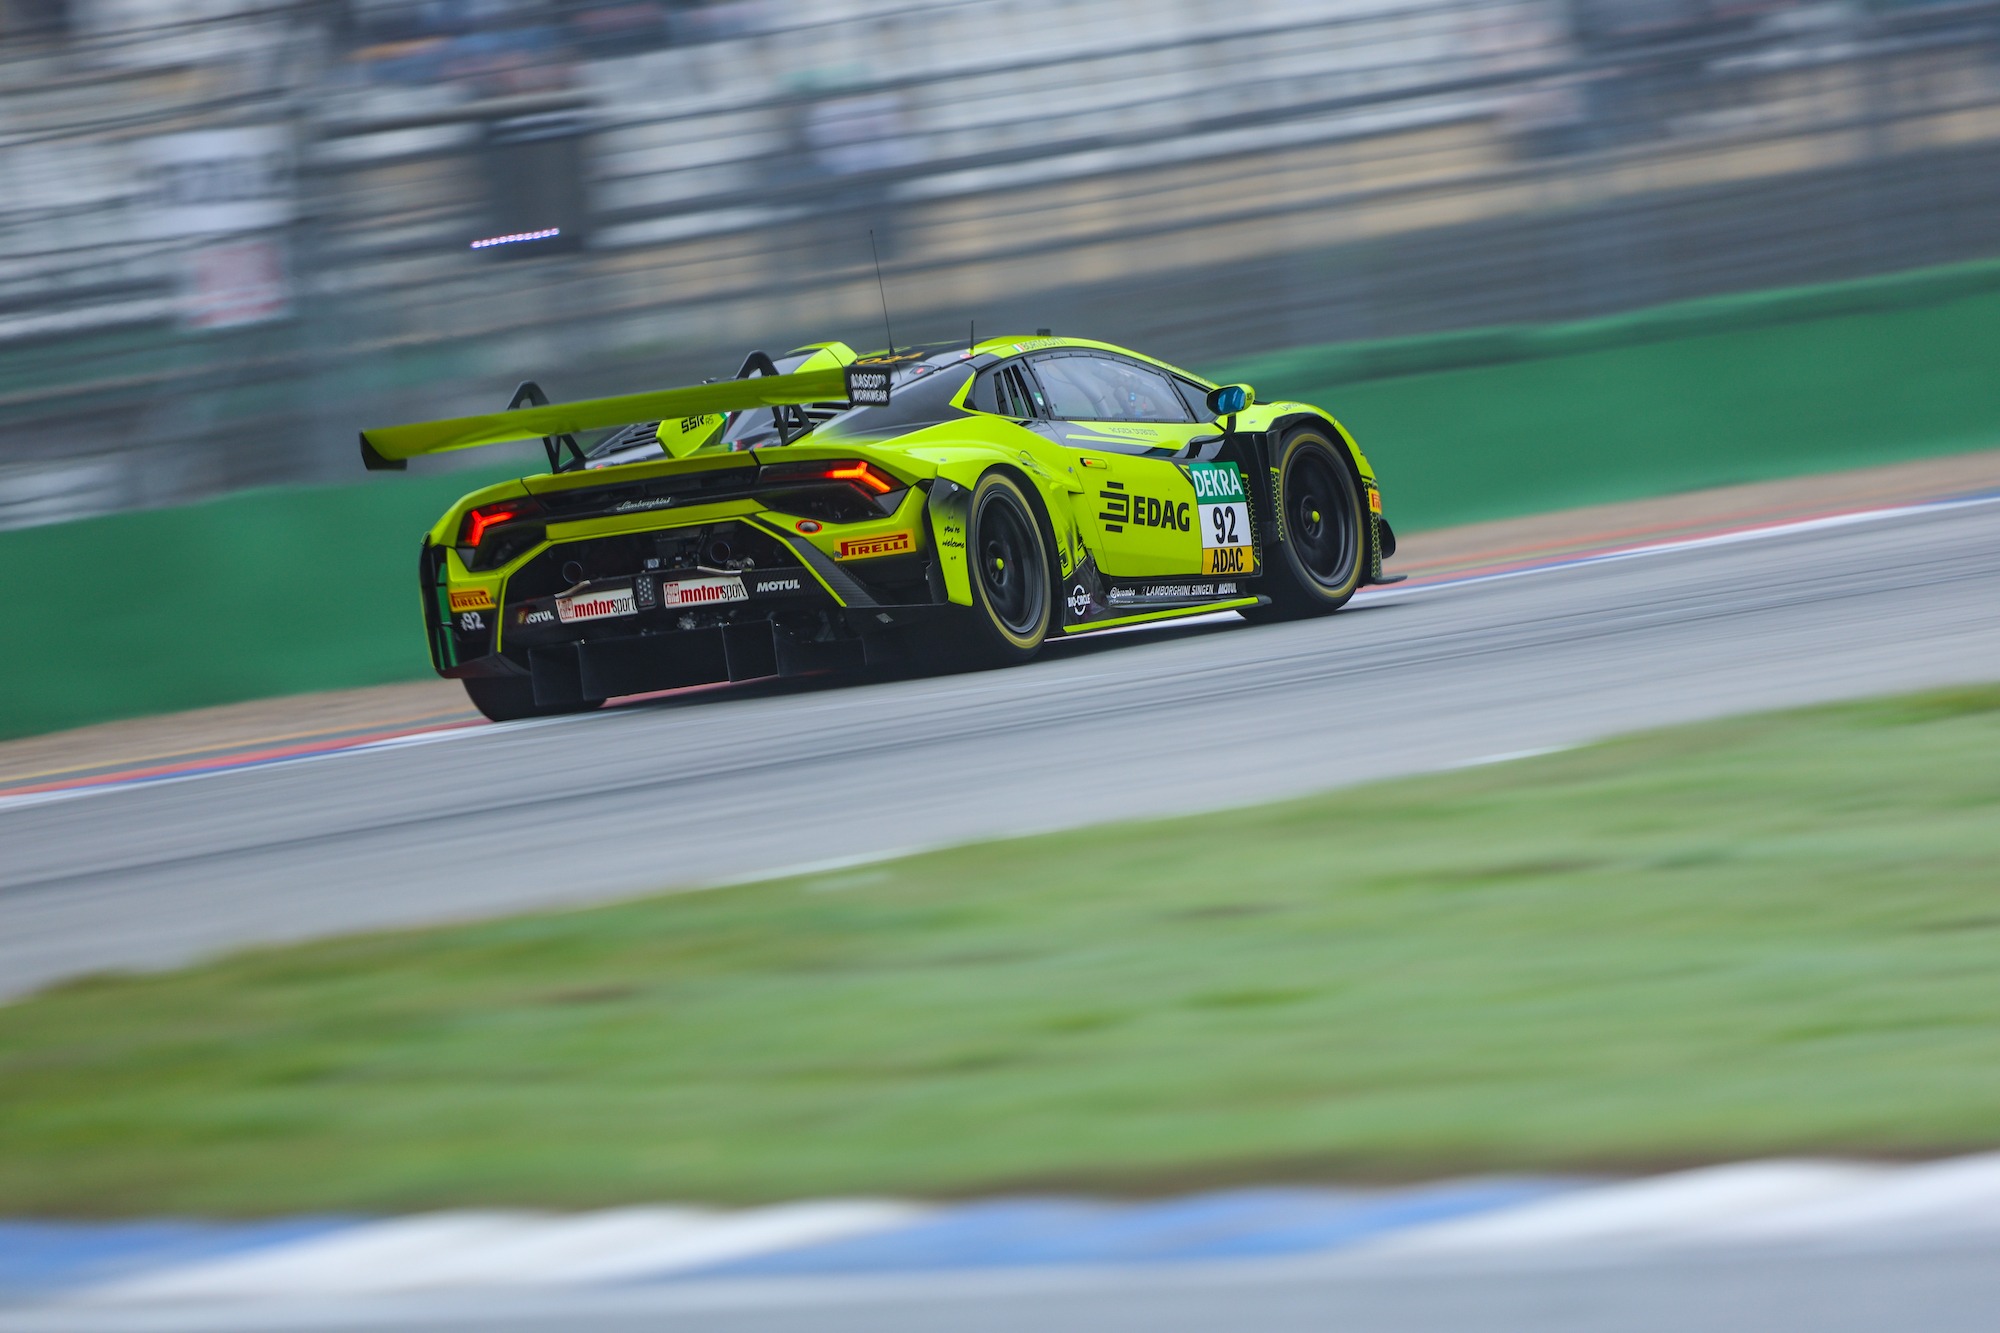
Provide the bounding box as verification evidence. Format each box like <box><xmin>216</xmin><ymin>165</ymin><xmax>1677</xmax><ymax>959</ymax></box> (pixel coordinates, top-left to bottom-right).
<box><xmin>1096</xmin><ymin>481</ymin><xmax>1188</xmax><ymax>533</ymax></box>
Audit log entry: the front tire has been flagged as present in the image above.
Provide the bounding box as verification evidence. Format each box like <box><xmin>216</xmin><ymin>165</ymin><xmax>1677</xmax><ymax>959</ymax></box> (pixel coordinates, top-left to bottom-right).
<box><xmin>1241</xmin><ymin>426</ymin><xmax>1367</xmax><ymax>623</ymax></box>
<box><xmin>462</xmin><ymin>675</ymin><xmax>605</xmax><ymax>723</ymax></box>
<box><xmin>929</xmin><ymin>471</ymin><xmax>1053</xmax><ymax>669</ymax></box>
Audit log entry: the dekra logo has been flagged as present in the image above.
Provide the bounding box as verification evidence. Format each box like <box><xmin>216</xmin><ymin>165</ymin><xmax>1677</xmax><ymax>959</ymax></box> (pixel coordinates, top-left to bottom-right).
<box><xmin>1190</xmin><ymin>467</ymin><xmax>1245</xmax><ymax>501</ymax></box>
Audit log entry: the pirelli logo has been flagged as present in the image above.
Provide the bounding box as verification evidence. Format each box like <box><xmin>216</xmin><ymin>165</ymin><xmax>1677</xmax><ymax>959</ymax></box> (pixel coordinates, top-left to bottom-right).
<box><xmin>447</xmin><ymin>588</ymin><xmax>495</xmax><ymax>612</ymax></box>
<box><xmin>837</xmin><ymin>531</ymin><xmax>914</xmax><ymax>560</ymax></box>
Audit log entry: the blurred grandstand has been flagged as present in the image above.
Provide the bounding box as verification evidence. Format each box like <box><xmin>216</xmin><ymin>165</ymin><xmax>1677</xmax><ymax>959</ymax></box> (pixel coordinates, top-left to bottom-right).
<box><xmin>2</xmin><ymin>0</ymin><xmax>1997</xmax><ymax>527</ymax></box>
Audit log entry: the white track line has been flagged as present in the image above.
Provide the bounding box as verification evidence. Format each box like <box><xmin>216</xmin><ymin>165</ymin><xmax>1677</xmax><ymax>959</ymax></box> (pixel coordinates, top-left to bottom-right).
<box><xmin>0</xmin><ymin>723</ymin><xmax>505</xmax><ymax>814</ymax></box>
<box><xmin>49</xmin><ymin>1156</ymin><xmax>2000</xmax><ymax>1307</ymax></box>
<box><xmin>1355</xmin><ymin>491</ymin><xmax>2000</xmax><ymax>603</ymax></box>
<box><xmin>1713</xmin><ymin>1151</ymin><xmax>2000</xmax><ymax>1240</ymax></box>
<box><xmin>91</xmin><ymin>1213</ymin><xmax>547</xmax><ymax>1302</ymax></box>
<box><xmin>88</xmin><ymin>1201</ymin><xmax>927</xmax><ymax>1303</ymax></box>
<box><xmin>1366</xmin><ymin>1161</ymin><xmax>1889</xmax><ymax>1255</ymax></box>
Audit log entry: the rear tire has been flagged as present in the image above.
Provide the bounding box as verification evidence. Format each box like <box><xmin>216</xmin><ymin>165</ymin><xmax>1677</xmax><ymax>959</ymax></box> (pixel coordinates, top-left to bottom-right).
<box><xmin>462</xmin><ymin>675</ymin><xmax>605</xmax><ymax>723</ymax></box>
<box><xmin>926</xmin><ymin>471</ymin><xmax>1053</xmax><ymax>670</ymax></box>
<box><xmin>1241</xmin><ymin>426</ymin><xmax>1367</xmax><ymax>623</ymax></box>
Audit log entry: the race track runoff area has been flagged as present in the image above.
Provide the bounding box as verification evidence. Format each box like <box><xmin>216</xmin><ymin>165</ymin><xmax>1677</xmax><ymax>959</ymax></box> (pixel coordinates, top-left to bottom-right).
<box><xmin>1</xmin><ymin>458</ymin><xmax>1998</xmax><ymax>1331</ymax></box>
<box><xmin>1</xmin><ymin>458</ymin><xmax>1997</xmax><ymax>993</ymax></box>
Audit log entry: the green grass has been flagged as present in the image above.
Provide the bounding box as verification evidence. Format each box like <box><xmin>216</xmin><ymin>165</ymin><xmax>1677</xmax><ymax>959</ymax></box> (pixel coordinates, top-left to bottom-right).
<box><xmin>5</xmin><ymin>686</ymin><xmax>2000</xmax><ymax>1216</ymax></box>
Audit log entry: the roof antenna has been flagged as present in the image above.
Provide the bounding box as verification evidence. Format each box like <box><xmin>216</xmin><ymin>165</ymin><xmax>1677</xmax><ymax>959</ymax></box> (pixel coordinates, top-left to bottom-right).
<box><xmin>868</xmin><ymin>230</ymin><xmax>895</xmax><ymax>356</ymax></box>
<box><xmin>968</xmin><ymin>319</ymin><xmax>975</xmax><ymax>353</ymax></box>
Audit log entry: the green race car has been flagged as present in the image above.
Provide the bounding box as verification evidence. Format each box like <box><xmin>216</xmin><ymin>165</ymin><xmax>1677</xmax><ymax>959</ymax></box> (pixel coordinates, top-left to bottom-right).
<box><xmin>360</xmin><ymin>335</ymin><xmax>1399</xmax><ymax>721</ymax></box>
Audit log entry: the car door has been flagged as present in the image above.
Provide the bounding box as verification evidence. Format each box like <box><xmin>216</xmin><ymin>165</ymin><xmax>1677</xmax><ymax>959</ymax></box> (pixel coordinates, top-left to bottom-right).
<box><xmin>1024</xmin><ymin>351</ymin><xmax>1209</xmax><ymax>579</ymax></box>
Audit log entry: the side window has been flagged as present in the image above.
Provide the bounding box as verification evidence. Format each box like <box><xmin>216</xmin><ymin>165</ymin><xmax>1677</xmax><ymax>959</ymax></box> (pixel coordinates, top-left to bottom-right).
<box><xmin>1032</xmin><ymin>354</ymin><xmax>1193</xmax><ymax>423</ymax></box>
<box><xmin>970</xmin><ymin>367</ymin><xmax>1001</xmax><ymax>414</ymax></box>
<box><xmin>1173</xmin><ymin>376</ymin><xmax>1212</xmax><ymax>420</ymax></box>
<box><xmin>972</xmin><ymin>362</ymin><xmax>1045</xmax><ymax>420</ymax></box>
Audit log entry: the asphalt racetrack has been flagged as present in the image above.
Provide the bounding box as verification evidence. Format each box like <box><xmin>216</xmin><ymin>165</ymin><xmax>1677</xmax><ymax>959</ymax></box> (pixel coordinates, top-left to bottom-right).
<box><xmin>3</xmin><ymin>494</ymin><xmax>1999</xmax><ymax>1001</ymax></box>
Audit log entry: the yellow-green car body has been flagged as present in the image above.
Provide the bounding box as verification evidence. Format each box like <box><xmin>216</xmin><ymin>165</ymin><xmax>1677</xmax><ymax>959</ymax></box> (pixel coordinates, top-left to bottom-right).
<box><xmin>365</xmin><ymin>335</ymin><xmax>1395</xmax><ymax>720</ymax></box>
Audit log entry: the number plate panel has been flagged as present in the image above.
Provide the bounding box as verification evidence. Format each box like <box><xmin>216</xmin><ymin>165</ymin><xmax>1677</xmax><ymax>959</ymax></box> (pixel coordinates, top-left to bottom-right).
<box><xmin>1186</xmin><ymin>460</ymin><xmax>1257</xmax><ymax>575</ymax></box>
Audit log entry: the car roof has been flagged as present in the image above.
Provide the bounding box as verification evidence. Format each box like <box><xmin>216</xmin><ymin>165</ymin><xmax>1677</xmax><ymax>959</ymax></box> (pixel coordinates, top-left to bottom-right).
<box><xmin>828</xmin><ymin>335</ymin><xmax>1212</xmax><ymax>387</ymax></box>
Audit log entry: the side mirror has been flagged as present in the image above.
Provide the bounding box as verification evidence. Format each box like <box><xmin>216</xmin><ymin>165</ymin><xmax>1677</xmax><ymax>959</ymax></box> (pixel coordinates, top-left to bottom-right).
<box><xmin>1205</xmin><ymin>384</ymin><xmax>1252</xmax><ymax>419</ymax></box>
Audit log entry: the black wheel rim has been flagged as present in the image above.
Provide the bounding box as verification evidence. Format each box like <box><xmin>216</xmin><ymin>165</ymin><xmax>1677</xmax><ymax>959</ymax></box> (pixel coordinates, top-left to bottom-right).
<box><xmin>975</xmin><ymin>490</ymin><xmax>1047</xmax><ymax>636</ymax></box>
<box><xmin>1286</xmin><ymin>444</ymin><xmax>1360</xmax><ymax>589</ymax></box>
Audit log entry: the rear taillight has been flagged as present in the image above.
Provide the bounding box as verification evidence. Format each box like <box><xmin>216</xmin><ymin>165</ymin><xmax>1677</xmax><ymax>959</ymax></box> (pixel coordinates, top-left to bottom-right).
<box><xmin>757</xmin><ymin>459</ymin><xmax>901</xmax><ymax>498</ymax></box>
<box><xmin>823</xmin><ymin>461</ymin><xmax>896</xmax><ymax>494</ymax></box>
<box><xmin>459</xmin><ymin>496</ymin><xmax>544</xmax><ymax>547</ymax></box>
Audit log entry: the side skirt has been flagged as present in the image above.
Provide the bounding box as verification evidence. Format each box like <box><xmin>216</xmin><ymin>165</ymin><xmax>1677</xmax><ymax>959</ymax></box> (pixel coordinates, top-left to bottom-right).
<box><xmin>1060</xmin><ymin>597</ymin><xmax>1265</xmax><ymax>635</ymax></box>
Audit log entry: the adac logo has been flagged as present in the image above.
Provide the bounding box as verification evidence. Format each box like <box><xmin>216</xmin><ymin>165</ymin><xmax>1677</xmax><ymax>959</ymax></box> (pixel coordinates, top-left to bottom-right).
<box><xmin>448</xmin><ymin>588</ymin><xmax>494</xmax><ymax>612</ymax></box>
<box><xmin>1097</xmin><ymin>480</ymin><xmax>1188</xmax><ymax>533</ymax></box>
<box><xmin>837</xmin><ymin>531</ymin><xmax>914</xmax><ymax>559</ymax></box>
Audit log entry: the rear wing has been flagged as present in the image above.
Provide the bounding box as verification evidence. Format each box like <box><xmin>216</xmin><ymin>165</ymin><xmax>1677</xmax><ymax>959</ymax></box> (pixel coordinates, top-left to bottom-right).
<box><xmin>358</xmin><ymin>364</ymin><xmax>893</xmax><ymax>472</ymax></box>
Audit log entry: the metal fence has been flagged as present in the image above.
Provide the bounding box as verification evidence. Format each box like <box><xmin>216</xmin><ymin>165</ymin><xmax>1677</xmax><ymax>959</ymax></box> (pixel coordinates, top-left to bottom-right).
<box><xmin>3</xmin><ymin>0</ymin><xmax>1999</xmax><ymax>527</ymax></box>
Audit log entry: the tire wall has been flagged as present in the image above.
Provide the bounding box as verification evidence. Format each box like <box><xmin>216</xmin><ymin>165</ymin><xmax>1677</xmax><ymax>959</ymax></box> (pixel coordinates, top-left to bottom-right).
<box><xmin>6</xmin><ymin>259</ymin><xmax>2000</xmax><ymax>740</ymax></box>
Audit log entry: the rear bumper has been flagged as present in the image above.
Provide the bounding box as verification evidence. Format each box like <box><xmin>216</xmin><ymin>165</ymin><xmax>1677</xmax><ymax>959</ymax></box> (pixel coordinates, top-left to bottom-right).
<box><xmin>422</xmin><ymin>512</ymin><xmax>946</xmax><ymax>701</ymax></box>
<box><xmin>514</xmin><ymin>616</ymin><xmax>910</xmax><ymax>706</ymax></box>
<box><xmin>446</xmin><ymin>597</ymin><xmax>944</xmax><ymax>700</ymax></box>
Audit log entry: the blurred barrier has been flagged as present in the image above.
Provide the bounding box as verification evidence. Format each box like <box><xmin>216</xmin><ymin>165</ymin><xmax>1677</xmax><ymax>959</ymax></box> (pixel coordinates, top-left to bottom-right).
<box><xmin>0</xmin><ymin>468</ymin><xmax>506</xmax><ymax>742</ymax></box>
<box><xmin>4</xmin><ymin>0</ymin><xmax>2000</xmax><ymax>529</ymax></box>
<box><xmin>3</xmin><ymin>259</ymin><xmax>1997</xmax><ymax>741</ymax></box>
<box><xmin>1223</xmin><ymin>255</ymin><xmax>2000</xmax><ymax>387</ymax></box>
<box><xmin>1228</xmin><ymin>255</ymin><xmax>2000</xmax><ymax>528</ymax></box>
